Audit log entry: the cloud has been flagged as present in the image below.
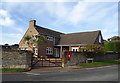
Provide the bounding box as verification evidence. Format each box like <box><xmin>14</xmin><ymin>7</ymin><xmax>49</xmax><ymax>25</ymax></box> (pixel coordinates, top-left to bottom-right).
<box><xmin>1</xmin><ymin>1</ymin><xmax>118</xmax><ymax>45</ymax></box>
<box><xmin>0</xmin><ymin>9</ymin><xmax>24</xmax><ymax>33</ymax></box>
<box><xmin>2</xmin><ymin>33</ymin><xmax>23</xmax><ymax>44</ymax></box>
<box><xmin>0</xmin><ymin>9</ymin><xmax>15</xmax><ymax>26</ymax></box>
<box><xmin>1</xmin><ymin>0</ymin><xmax>119</xmax><ymax>2</ymax></box>
<box><xmin>67</xmin><ymin>1</ymin><xmax>88</xmax><ymax>24</ymax></box>
<box><xmin>42</xmin><ymin>2</ymin><xmax>118</xmax><ymax>39</ymax></box>
<box><xmin>3</xmin><ymin>33</ymin><xmax>22</xmax><ymax>38</ymax></box>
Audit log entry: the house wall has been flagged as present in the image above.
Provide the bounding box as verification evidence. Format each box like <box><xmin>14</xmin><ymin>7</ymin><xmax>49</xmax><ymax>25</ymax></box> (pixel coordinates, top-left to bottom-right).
<box><xmin>19</xmin><ymin>20</ymin><xmax>61</xmax><ymax>58</ymax></box>
<box><xmin>19</xmin><ymin>20</ymin><xmax>39</xmax><ymax>51</ymax></box>
<box><xmin>39</xmin><ymin>36</ymin><xmax>61</xmax><ymax>58</ymax></box>
<box><xmin>38</xmin><ymin>36</ymin><xmax>54</xmax><ymax>57</ymax></box>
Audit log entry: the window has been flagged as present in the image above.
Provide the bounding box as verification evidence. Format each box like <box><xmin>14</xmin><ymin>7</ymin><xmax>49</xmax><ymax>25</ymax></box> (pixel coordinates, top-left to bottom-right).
<box><xmin>47</xmin><ymin>36</ymin><xmax>53</xmax><ymax>41</ymax></box>
<box><xmin>99</xmin><ymin>35</ymin><xmax>101</xmax><ymax>43</ymax></box>
<box><xmin>34</xmin><ymin>48</ymin><xmax>38</xmax><ymax>55</ymax></box>
<box><xmin>46</xmin><ymin>47</ymin><xmax>53</xmax><ymax>55</ymax></box>
<box><xmin>72</xmin><ymin>48</ymin><xmax>78</xmax><ymax>52</ymax></box>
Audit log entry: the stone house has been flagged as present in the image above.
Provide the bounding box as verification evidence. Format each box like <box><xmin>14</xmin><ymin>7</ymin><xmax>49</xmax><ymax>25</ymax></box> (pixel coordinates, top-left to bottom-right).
<box><xmin>19</xmin><ymin>20</ymin><xmax>104</xmax><ymax>58</ymax></box>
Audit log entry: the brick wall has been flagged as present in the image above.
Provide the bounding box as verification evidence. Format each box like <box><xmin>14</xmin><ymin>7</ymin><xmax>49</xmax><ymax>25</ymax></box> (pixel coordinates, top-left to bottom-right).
<box><xmin>2</xmin><ymin>49</ymin><xmax>32</xmax><ymax>68</ymax></box>
<box><xmin>38</xmin><ymin>37</ymin><xmax>54</xmax><ymax>57</ymax></box>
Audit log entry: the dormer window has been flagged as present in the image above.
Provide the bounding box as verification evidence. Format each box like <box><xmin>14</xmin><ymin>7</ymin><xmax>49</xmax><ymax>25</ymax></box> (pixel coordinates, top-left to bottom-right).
<box><xmin>99</xmin><ymin>35</ymin><xmax>101</xmax><ymax>43</ymax></box>
<box><xmin>47</xmin><ymin>36</ymin><xmax>53</xmax><ymax>41</ymax></box>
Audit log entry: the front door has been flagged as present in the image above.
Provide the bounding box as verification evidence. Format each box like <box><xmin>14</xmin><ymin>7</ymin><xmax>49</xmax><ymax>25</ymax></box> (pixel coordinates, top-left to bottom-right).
<box><xmin>54</xmin><ymin>48</ymin><xmax>59</xmax><ymax>57</ymax></box>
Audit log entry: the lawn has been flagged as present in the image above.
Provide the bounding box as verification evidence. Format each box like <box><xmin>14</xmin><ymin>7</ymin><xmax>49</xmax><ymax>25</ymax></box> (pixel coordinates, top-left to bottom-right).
<box><xmin>80</xmin><ymin>60</ymin><xmax>120</xmax><ymax>68</ymax></box>
<box><xmin>0</xmin><ymin>68</ymin><xmax>28</xmax><ymax>72</ymax></box>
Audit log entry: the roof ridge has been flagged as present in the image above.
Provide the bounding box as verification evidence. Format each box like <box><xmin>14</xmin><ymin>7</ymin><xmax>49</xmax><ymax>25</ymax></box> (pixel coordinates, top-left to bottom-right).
<box><xmin>35</xmin><ymin>25</ymin><xmax>64</xmax><ymax>34</ymax></box>
<box><xmin>60</xmin><ymin>30</ymin><xmax>100</xmax><ymax>35</ymax></box>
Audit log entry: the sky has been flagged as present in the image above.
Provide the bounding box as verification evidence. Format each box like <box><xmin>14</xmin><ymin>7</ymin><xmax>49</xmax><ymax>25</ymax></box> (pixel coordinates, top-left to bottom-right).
<box><xmin>0</xmin><ymin>0</ymin><xmax>119</xmax><ymax>45</ymax></box>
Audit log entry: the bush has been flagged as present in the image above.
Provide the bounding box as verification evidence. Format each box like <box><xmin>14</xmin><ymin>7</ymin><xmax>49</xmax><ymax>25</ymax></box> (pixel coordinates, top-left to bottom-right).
<box><xmin>104</xmin><ymin>41</ymin><xmax>120</xmax><ymax>53</ymax></box>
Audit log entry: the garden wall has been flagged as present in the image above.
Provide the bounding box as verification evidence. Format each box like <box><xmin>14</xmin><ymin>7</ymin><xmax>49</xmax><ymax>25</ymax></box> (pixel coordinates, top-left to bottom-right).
<box><xmin>64</xmin><ymin>52</ymin><xmax>86</xmax><ymax>66</ymax></box>
<box><xmin>1</xmin><ymin>49</ymin><xmax>32</xmax><ymax>69</ymax></box>
<box><xmin>64</xmin><ymin>52</ymin><xmax>119</xmax><ymax>66</ymax></box>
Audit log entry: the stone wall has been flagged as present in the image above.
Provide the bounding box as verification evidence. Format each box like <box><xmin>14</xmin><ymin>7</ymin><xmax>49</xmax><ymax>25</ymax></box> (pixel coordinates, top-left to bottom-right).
<box><xmin>94</xmin><ymin>52</ymin><xmax>119</xmax><ymax>62</ymax></box>
<box><xmin>64</xmin><ymin>52</ymin><xmax>86</xmax><ymax>66</ymax></box>
<box><xmin>2</xmin><ymin>49</ymin><xmax>32</xmax><ymax>68</ymax></box>
<box><xmin>64</xmin><ymin>52</ymin><xmax>119</xmax><ymax>66</ymax></box>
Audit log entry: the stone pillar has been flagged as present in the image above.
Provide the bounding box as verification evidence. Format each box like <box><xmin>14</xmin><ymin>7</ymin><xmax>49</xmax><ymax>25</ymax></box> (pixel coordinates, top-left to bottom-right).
<box><xmin>60</xmin><ymin>46</ymin><xmax>62</xmax><ymax>58</ymax></box>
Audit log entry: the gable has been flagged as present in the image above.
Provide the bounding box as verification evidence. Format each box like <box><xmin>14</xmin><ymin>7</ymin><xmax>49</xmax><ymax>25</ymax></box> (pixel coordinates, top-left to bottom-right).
<box><xmin>94</xmin><ymin>31</ymin><xmax>104</xmax><ymax>45</ymax></box>
<box><xmin>19</xmin><ymin>26</ymin><xmax>39</xmax><ymax>47</ymax></box>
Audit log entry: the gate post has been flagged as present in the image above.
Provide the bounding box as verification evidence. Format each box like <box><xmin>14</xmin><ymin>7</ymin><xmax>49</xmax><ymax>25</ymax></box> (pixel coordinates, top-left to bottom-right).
<box><xmin>62</xmin><ymin>52</ymin><xmax>65</xmax><ymax>68</ymax></box>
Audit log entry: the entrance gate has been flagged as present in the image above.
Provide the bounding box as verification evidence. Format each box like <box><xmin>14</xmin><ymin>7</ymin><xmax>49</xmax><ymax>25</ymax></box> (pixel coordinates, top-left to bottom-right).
<box><xmin>31</xmin><ymin>57</ymin><xmax>62</xmax><ymax>68</ymax></box>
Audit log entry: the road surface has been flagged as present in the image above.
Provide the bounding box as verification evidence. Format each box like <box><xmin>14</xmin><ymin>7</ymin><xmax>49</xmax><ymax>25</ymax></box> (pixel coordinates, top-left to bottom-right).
<box><xmin>2</xmin><ymin>65</ymin><xmax>119</xmax><ymax>81</ymax></box>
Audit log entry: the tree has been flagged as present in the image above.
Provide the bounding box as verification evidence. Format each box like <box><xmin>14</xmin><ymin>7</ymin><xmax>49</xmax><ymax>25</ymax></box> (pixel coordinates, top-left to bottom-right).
<box><xmin>104</xmin><ymin>41</ymin><xmax>120</xmax><ymax>53</ymax></box>
<box><xmin>79</xmin><ymin>44</ymin><xmax>104</xmax><ymax>52</ymax></box>
<box><xmin>108</xmin><ymin>36</ymin><xmax>120</xmax><ymax>41</ymax></box>
<box><xmin>24</xmin><ymin>34</ymin><xmax>45</xmax><ymax>51</ymax></box>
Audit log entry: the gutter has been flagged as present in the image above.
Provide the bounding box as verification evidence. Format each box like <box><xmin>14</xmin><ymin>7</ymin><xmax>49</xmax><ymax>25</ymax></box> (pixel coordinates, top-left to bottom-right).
<box><xmin>55</xmin><ymin>44</ymin><xmax>86</xmax><ymax>46</ymax></box>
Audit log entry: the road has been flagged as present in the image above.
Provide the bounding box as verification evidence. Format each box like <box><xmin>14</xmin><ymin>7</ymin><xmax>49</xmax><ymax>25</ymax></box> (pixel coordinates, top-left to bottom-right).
<box><xmin>2</xmin><ymin>65</ymin><xmax>119</xmax><ymax>81</ymax></box>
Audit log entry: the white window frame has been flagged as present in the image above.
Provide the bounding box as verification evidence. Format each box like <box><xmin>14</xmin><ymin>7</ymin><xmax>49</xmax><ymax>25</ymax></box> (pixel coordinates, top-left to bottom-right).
<box><xmin>34</xmin><ymin>48</ymin><xmax>38</xmax><ymax>55</ymax></box>
<box><xmin>46</xmin><ymin>47</ymin><xmax>53</xmax><ymax>55</ymax></box>
<box><xmin>47</xmin><ymin>36</ymin><xmax>53</xmax><ymax>41</ymax></box>
<box><xmin>72</xmin><ymin>48</ymin><xmax>78</xmax><ymax>52</ymax></box>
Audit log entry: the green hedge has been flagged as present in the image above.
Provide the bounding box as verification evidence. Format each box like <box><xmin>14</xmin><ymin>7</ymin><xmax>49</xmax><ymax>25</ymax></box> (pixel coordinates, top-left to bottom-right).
<box><xmin>104</xmin><ymin>42</ymin><xmax>120</xmax><ymax>53</ymax></box>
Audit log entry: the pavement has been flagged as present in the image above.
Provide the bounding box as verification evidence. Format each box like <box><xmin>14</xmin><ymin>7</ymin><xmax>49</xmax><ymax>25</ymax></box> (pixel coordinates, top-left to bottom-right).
<box><xmin>27</xmin><ymin>66</ymin><xmax>82</xmax><ymax>73</ymax></box>
<box><xmin>1</xmin><ymin>65</ymin><xmax>117</xmax><ymax>74</ymax></box>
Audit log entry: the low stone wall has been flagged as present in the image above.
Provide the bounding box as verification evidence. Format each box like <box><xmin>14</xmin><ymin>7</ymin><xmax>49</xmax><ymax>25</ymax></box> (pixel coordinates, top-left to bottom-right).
<box><xmin>64</xmin><ymin>52</ymin><xmax>119</xmax><ymax>66</ymax></box>
<box><xmin>93</xmin><ymin>53</ymin><xmax>118</xmax><ymax>62</ymax></box>
<box><xmin>2</xmin><ymin>49</ymin><xmax>32</xmax><ymax>68</ymax></box>
<box><xmin>64</xmin><ymin>52</ymin><xmax>86</xmax><ymax>66</ymax></box>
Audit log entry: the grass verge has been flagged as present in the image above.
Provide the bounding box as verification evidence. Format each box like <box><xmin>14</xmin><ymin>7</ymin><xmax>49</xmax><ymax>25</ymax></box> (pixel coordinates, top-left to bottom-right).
<box><xmin>0</xmin><ymin>68</ymin><xmax>28</xmax><ymax>72</ymax></box>
<box><xmin>80</xmin><ymin>60</ymin><xmax>120</xmax><ymax>68</ymax></box>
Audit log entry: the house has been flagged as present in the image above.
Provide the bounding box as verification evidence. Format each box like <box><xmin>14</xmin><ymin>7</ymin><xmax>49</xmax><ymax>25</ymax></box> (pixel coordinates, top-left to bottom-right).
<box><xmin>19</xmin><ymin>20</ymin><xmax>104</xmax><ymax>58</ymax></box>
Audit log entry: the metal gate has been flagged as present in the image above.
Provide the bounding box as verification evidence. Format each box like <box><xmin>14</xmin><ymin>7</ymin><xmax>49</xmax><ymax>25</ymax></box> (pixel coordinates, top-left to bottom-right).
<box><xmin>31</xmin><ymin>57</ymin><xmax>62</xmax><ymax>68</ymax></box>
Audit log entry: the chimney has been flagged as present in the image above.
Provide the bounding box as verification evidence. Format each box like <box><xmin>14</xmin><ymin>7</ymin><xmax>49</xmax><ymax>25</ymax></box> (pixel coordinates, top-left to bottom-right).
<box><xmin>29</xmin><ymin>20</ymin><xmax>36</xmax><ymax>27</ymax></box>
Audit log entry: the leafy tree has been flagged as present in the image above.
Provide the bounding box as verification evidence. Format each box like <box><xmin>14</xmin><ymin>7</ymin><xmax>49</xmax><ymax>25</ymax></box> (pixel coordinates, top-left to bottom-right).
<box><xmin>79</xmin><ymin>44</ymin><xmax>104</xmax><ymax>52</ymax></box>
<box><xmin>108</xmin><ymin>36</ymin><xmax>120</xmax><ymax>41</ymax></box>
<box><xmin>24</xmin><ymin>34</ymin><xmax>45</xmax><ymax>50</ymax></box>
<box><xmin>104</xmin><ymin>41</ymin><xmax>120</xmax><ymax>53</ymax></box>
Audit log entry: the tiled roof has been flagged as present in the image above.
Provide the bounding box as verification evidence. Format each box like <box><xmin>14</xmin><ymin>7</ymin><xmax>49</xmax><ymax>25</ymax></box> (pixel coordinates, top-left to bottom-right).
<box><xmin>35</xmin><ymin>25</ymin><xmax>63</xmax><ymax>38</ymax></box>
<box><xmin>59</xmin><ymin>30</ymin><xmax>100</xmax><ymax>45</ymax></box>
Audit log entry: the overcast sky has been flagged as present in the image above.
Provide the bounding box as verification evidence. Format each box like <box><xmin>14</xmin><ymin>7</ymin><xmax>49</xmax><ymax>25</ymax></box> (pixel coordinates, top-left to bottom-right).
<box><xmin>0</xmin><ymin>0</ymin><xmax>119</xmax><ymax>45</ymax></box>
